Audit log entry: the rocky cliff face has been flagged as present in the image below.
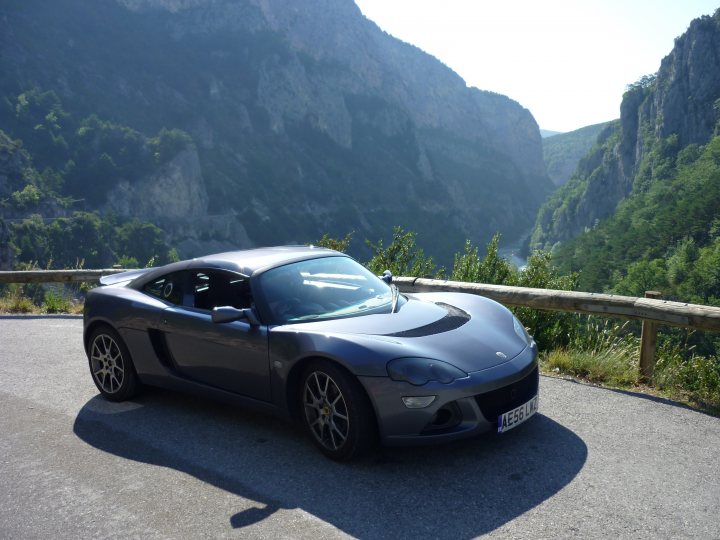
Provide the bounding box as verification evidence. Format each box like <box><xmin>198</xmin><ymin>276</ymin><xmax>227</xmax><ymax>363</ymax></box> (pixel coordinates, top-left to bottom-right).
<box><xmin>1</xmin><ymin>0</ymin><xmax>551</xmax><ymax>263</ymax></box>
<box><xmin>531</xmin><ymin>10</ymin><xmax>720</xmax><ymax>251</ymax></box>
<box><xmin>107</xmin><ymin>147</ymin><xmax>209</xmax><ymax>220</ymax></box>
<box><xmin>240</xmin><ymin>0</ymin><xmax>548</xmax><ymax>180</ymax></box>
<box><xmin>650</xmin><ymin>15</ymin><xmax>720</xmax><ymax>147</ymax></box>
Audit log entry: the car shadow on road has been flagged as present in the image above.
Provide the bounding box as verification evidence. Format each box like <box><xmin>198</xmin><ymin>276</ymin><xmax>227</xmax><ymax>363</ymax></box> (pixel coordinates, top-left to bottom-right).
<box><xmin>74</xmin><ymin>389</ymin><xmax>587</xmax><ymax>539</ymax></box>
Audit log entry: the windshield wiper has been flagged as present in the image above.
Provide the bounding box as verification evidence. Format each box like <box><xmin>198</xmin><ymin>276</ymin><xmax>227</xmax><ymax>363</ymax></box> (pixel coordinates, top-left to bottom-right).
<box><xmin>390</xmin><ymin>284</ymin><xmax>400</xmax><ymax>313</ymax></box>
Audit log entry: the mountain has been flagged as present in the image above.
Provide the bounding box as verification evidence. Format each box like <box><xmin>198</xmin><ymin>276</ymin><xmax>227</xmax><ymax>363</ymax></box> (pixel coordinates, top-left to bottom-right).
<box><xmin>540</xmin><ymin>129</ymin><xmax>563</xmax><ymax>138</ymax></box>
<box><xmin>542</xmin><ymin>121</ymin><xmax>613</xmax><ymax>186</ymax></box>
<box><xmin>529</xmin><ymin>10</ymin><xmax>720</xmax><ymax>296</ymax></box>
<box><xmin>0</xmin><ymin>0</ymin><xmax>552</xmax><ymax>268</ymax></box>
<box><xmin>532</xmin><ymin>10</ymin><xmax>720</xmax><ymax>253</ymax></box>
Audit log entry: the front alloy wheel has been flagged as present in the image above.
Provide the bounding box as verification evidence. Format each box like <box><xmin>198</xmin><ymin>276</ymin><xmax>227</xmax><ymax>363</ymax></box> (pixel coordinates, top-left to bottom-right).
<box><xmin>304</xmin><ymin>370</ymin><xmax>351</xmax><ymax>451</ymax></box>
<box><xmin>88</xmin><ymin>326</ymin><xmax>139</xmax><ymax>401</ymax></box>
<box><xmin>300</xmin><ymin>361</ymin><xmax>376</xmax><ymax>461</ymax></box>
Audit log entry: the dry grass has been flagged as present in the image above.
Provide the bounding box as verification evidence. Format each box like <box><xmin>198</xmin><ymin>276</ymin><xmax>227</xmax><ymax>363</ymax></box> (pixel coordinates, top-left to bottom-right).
<box><xmin>0</xmin><ymin>286</ymin><xmax>83</xmax><ymax>315</ymax></box>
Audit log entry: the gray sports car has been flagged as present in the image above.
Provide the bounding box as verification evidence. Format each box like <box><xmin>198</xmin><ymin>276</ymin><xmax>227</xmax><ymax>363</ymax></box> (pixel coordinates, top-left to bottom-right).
<box><xmin>83</xmin><ymin>246</ymin><xmax>539</xmax><ymax>460</ymax></box>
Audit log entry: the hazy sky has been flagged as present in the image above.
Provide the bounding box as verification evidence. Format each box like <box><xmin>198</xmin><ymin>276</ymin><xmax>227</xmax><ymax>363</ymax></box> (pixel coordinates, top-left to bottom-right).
<box><xmin>353</xmin><ymin>0</ymin><xmax>719</xmax><ymax>132</ymax></box>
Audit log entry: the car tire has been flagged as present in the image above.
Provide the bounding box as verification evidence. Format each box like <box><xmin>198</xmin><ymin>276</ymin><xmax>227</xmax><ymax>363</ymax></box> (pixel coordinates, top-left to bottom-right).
<box><xmin>300</xmin><ymin>360</ymin><xmax>376</xmax><ymax>461</ymax></box>
<box><xmin>87</xmin><ymin>325</ymin><xmax>140</xmax><ymax>402</ymax></box>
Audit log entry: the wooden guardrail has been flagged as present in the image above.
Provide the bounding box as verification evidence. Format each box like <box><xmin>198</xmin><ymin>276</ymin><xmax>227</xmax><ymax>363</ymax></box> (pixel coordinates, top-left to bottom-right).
<box><xmin>393</xmin><ymin>277</ymin><xmax>720</xmax><ymax>332</ymax></box>
<box><xmin>3</xmin><ymin>270</ymin><xmax>720</xmax><ymax>382</ymax></box>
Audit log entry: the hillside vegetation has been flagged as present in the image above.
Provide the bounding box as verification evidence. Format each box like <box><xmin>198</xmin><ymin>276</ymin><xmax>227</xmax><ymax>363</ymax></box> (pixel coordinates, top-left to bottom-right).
<box><xmin>0</xmin><ymin>89</ymin><xmax>179</xmax><ymax>269</ymax></box>
<box><xmin>553</xmin><ymin>134</ymin><xmax>720</xmax><ymax>302</ymax></box>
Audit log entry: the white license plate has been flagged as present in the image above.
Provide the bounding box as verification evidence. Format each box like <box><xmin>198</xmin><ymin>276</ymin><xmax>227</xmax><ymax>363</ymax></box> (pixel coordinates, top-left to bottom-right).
<box><xmin>497</xmin><ymin>394</ymin><xmax>538</xmax><ymax>433</ymax></box>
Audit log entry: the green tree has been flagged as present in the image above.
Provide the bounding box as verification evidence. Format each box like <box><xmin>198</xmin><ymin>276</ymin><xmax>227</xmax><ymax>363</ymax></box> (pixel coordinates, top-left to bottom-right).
<box><xmin>11</xmin><ymin>88</ymin><xmax>71</xmax><ymax>169</ymax></box>
<box><xmin>316</xmin><ymin>232</ymin><xmax>353</xmax><ymax>253</ymax></box>
<box><xmin>612</xmin><ymin>259</ymin><xmax>668</xmax><ymax>297</ymax></box>
<box><xmin>149</xmin><ymin>128</ymin><xmax>193</xmax><ymax>164</ymax></box>
<box><xmin>365</xmin><ymin>226</ymin><xmax>439</xmax><ymax>278</ymax></box>
<box><xmin>113</xmin><ymin>220</ymin><xmax>169</xmax><ymax>266</ymax></box>
<box><xmin>10</xmin><ymin>184</ymin><xmax>41</xmax><ymax>209</ymax></box>
<box><xmin>513</xmin><ymin>251</ymin><xmax>579</xmax><ymax>351</ymax></box>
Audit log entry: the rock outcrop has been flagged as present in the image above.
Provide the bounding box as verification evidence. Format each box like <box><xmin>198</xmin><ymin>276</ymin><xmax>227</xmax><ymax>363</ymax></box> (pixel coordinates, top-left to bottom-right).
<box><xmin>107</xmin><ymin>146</ymin><xmax>209</xmax><ymax>220</ymax></box>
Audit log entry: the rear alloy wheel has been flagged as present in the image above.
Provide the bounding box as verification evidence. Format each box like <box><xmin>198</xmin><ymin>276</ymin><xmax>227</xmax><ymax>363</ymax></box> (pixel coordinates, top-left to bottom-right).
<box><xmin>88</xmin><ymin>326</ymin><xmax>139</xmax><ymax>402</ymax></box>
<box><xmin>300</xmin><ymin>361</ymin><xmax>376</xmax><ymax>461</ymax></box>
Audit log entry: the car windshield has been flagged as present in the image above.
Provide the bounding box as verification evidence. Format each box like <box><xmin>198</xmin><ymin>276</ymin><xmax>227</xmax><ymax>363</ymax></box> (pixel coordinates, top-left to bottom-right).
<box><xmin>258</xmin><ymin>256</ymin><xmax>397</xmax><ymax>323</ymax></box>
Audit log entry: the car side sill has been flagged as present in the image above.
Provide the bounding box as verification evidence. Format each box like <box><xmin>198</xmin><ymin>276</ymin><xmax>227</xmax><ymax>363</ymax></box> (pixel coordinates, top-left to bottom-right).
<box><xmin>139</xmin><ymin>373</ymin><xmax>289</xmax><ymax>421</ymax></box>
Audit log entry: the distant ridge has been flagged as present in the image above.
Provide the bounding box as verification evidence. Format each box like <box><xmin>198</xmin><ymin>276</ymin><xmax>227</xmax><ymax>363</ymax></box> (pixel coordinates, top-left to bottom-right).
<box><xmin>542</xmin><ymin>121</ymin><xmax>613</xmax><ymax>186</ymax></box>
<box><xmin>540</xmin><ymin>129</ymin><xmax>564</xmax><ymax>138</ymax></box>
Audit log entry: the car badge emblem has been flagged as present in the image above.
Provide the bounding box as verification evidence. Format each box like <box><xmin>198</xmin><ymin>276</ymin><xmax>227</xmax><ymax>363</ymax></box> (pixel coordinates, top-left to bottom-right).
<box><xmin>496</xmin><ymin>351</ymin><xmax>507</xmax><ymax>359</ymax></box>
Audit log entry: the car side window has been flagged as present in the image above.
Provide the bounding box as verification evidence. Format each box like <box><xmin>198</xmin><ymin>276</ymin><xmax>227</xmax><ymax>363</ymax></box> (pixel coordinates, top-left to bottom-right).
<box><xmin>191</xmin><ymin>271</ymin><xmax>252</xmax><ymax>311</ymax></box>
<box><xmin>142</xmin><ymin>272</ymin><xmax>184</xmax><ymax>305</ymax></box>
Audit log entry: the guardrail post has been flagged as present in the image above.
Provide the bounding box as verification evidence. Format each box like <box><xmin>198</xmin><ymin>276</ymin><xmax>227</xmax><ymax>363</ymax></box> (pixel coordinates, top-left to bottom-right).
<box><xmin>639</xmin><ymin>291</ymin><xmax>662</xmax><ymax>383</ymax></box>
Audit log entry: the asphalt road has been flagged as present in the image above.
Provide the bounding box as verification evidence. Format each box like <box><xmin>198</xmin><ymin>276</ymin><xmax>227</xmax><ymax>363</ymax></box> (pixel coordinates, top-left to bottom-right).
<box><xmin>0</xmin><ymin>315</ymin><xmax>718</xmax><ymax>539</ymax></box>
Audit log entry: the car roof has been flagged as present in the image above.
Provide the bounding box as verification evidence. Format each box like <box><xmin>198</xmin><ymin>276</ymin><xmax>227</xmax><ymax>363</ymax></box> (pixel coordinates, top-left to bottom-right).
<box><xmin>124</xmin><ymin>246</ymin><xmax>348</xmax><ymax>289</ymax></box>
<box><xmin>190</xmin><ymin>245</ymin><xmax>345</xmax><ymax>276</ymax></box>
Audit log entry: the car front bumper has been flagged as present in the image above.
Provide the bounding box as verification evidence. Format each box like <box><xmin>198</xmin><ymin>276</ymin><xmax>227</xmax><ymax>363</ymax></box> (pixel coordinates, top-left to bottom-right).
<box><xmin>358</xmin><ymin>342</ymin><xmax>539</xmax><ymax>446</ymax></box>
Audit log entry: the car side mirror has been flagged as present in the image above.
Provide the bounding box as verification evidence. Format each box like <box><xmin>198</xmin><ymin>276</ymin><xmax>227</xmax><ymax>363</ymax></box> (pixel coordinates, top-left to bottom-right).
<box><xmin>380</xmin><ymin>270</ymin><xmax>393</xmax><ymax>284</ymax></box>
<box><xmin>211</xmin><ymin>306</ymin><xmax>260</xmax><ymax>326</ymax></box>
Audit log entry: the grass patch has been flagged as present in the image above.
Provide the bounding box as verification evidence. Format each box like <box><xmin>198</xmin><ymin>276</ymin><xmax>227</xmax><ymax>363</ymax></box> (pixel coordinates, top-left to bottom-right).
<box><xmin>541</xmin><ymin>346</ymin><xmax>720</xmax><ymax>416</ymax></box>
<box><xmin>0</xmin><ymin>286</ymin><xmax>40</xmax><ymax>313</ymax></box>
<box><xmin>0</xmin><ymin>285</ymin><xmax>83</xmax><ymax>314</ymax></box>
<box><xmin>539</xmin><ymin>316</ymin><xmax>720</xmax><ymax>415</ymax></box>
<box><xmin>542</xmin><ymin>318</ymin><xmax>640</xmax><ymax>386</ymax></box>
<box><xmin>541</xmin><ymin>348</ymin><xmax>639</xmax><ymax>388</ymax></box>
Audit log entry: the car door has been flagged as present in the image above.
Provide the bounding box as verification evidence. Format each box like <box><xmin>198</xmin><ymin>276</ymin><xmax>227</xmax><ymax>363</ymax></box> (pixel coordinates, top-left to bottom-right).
<box><xmin>159</xmin><ymin>269</ymin><xmax>271</xmax><ymax>402</ymax></box>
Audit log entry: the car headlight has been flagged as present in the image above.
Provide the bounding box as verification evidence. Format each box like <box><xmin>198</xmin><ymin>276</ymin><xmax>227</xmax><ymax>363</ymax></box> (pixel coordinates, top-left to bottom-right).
<box><xmin>387</xmin><ymin>357</ymin><xmax>468</xmax><ymax>386</ymax></box>
<box><xmin>513</xmin><ymin>316</ymin><xmax>532</xmax><ymax>344</ymax></box>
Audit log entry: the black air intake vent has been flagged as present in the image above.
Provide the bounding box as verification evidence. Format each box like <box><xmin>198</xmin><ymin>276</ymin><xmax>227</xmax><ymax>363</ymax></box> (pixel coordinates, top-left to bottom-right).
<box><xmin>384</xmin><ymin>303</ymin><xmax>470</xmax><ymax>338</ymax></box>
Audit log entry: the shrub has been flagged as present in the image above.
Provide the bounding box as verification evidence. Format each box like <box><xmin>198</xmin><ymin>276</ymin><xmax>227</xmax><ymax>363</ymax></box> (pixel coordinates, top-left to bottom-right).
<box><xmin>43</xmin><ymin>289</ymin><xmax>72</xmax><ymax>313</ymax></box>
<box><xmin>365</xmin><ymin>226</ymin><xmax>440</xmax><ymax>278</ymax></box>
<box><xmin>654</xmin><ymin>338</ymin><xmax>720</xmax><ymax>412</ymax></box>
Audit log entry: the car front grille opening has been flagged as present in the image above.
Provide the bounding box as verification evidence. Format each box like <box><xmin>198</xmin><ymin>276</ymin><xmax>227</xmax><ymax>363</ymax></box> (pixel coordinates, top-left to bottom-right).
<box><xmin>421</xmin><ymin>401</ymin><xmax>462</xmax><ymax>435</ymax></box>
<box><xmin>475</xmin><ymin>366</ymin><xmax>539</xmax><ymax>424</ymax></box>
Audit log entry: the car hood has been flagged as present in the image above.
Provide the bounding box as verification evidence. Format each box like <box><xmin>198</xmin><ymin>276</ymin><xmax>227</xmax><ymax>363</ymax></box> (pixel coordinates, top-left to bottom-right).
<box><xmin>279</xmin><ymin>293</ymin><xmax>529</xmax><ymax>374</ymax></box>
